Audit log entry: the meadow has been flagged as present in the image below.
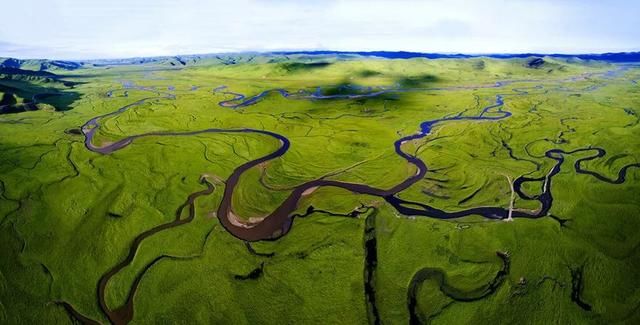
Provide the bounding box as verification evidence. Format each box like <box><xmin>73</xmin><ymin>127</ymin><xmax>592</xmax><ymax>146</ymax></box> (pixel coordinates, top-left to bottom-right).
<box><xmin>0</xmin><ymin>54</ymin><xmax>639</xmax><ymax>324</ymax></box>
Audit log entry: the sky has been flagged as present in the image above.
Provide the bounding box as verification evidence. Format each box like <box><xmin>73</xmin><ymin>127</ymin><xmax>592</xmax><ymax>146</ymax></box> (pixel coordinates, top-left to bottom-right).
<box><xmin>1</xmin><ymin>0</ymin><xmax>638</xmax><ymax>60</ymax></box>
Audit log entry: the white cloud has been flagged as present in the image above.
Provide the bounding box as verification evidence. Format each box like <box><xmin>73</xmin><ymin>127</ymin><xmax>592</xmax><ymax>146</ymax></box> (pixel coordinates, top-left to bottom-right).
<box><xmin>0</xmin><ymin>0</ymin><xmax>637</xmax><ymax>59</ymax></box>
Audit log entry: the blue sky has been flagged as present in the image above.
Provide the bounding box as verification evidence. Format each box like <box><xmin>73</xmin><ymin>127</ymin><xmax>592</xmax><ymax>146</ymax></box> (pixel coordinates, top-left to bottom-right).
<box><xmin>1</xmin><ymin>0</ymin><xmax>638</xmax><ymax>59</ymax></box>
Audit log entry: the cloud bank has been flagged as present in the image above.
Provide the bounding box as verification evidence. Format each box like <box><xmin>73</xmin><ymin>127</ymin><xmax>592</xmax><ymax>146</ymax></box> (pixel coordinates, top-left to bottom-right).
<box><xmin>1</xmin><ymin>0</ymin><xmax>638</xmax><ymax>59</ymax></box>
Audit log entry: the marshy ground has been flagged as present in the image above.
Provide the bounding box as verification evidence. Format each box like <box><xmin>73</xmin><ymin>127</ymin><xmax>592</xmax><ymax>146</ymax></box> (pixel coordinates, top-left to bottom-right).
<box><xmin>1</xmin><ymin>54</ymin><xmax>639</xmax><ymax>324</ymax></box>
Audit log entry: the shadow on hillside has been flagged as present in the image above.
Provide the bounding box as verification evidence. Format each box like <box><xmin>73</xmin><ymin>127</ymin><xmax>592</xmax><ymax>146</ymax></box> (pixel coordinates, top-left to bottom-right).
<box><xmin>279</xmin><ymin>61</ymin><xmax>332</xmax><ymax>73</ymax></box>
<box><xmin>396</xmin><ymin>74</ymin><xmax>440</xmax><ymax>88</ymax></box>
<box><xmin>0</xmin><ymin>79</ymin><xmax>81</xmax><ymax>114</ymax></box>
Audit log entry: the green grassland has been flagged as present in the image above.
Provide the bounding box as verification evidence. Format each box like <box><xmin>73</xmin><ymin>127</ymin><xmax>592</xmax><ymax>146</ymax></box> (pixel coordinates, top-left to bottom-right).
<box><xmin>0</xmin><ymin>54</ymin><xmax>639</xmax><ymax>324</ymax></box>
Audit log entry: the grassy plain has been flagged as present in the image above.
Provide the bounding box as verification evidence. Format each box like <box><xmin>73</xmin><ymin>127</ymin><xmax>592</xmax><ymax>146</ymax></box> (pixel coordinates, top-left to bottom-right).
<box><xmin>0</xmin><ymin>54</ymin><xmax>639</xmax><ymax>324</ymax></box>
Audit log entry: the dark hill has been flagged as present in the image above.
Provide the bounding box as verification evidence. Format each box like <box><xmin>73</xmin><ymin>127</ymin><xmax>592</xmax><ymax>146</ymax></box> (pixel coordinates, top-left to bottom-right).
<box><xmin>527</xmin><ymin>58</ymin><xmax>546</xmax><ymax>68</ymax></box>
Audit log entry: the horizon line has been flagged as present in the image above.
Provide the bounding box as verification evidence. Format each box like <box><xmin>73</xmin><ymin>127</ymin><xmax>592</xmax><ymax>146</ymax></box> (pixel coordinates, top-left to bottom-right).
<box><xmin>3</xmin><ymin>49</ymin><xmax>640</xmax><ymax>62</ymax></box>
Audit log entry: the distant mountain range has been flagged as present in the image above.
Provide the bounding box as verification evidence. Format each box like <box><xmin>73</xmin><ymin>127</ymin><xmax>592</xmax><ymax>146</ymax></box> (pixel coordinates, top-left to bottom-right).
<box><xmin>272</xmin><ymin>51</ymin><xmax>640</xmax><ymax>62</ymax></box>
<box><xmin>1</xmin><ymin>51</ymin><xmax>639</xmax><ymax>71</ymax></box>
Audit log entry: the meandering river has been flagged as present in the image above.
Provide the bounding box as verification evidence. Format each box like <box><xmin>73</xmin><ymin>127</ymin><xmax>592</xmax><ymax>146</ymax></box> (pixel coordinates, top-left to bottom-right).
<box><xmin>72</xmin><ymin>70</ymin><xmax>639</xmax><ymax>324</ymax></box>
